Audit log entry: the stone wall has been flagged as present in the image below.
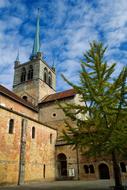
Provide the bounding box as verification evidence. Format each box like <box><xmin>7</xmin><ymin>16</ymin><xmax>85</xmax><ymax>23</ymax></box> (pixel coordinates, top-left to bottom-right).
<box><xmin>38</xmin><ymin>97</ymin><xmax>76</xmax><ymax>135</ymax></box>
<box><xmin>39</xmin><ymin>96</ymin><xmax>127</xmax><ymax>181</ymax></box>
<box><xmin>0</xmin><ymin>101</ymin><xmax>56</xmax><ymax>185</ymax></box>
<box><xmin>0</xmin><ymin>94</ymin><xmax>38</xmax><ymax>120</ymax></box>
<box><xmin>55</xmin><ymin>145</ymin><xmax>78</xmax><ymax>180</ymax></box>
<box><xmin>13</xmin><ymin>59</ymin><xmax>56</xmax><ymax>105</ymax></box>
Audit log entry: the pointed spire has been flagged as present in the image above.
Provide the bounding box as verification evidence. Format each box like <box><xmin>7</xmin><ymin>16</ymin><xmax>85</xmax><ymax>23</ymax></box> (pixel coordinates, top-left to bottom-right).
<box><xmin>31</xmin><ymin>8</ymin><xmax>40</xmax><ymax>59</ymax></box>
<box><xmin>16</xmin><ymin>49</ymin><xmax>19</xmax><ymax>62</ymax></box>
<box><xmin>15</xmin><ymin>49</ymin><xmax>20</xmax><ymax>67</ymax></box>
<box><xmin>52</xmin><ymin>57</ymin><xmax>56</xmax><ymax>72</ymax></box>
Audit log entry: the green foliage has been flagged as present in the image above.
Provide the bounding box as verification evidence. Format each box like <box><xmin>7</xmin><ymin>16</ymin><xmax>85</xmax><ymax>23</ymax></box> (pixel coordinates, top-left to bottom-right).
<box><xmin>60</xmin><ymin>41</ymin><xmax>127</xmax><ymax>158</ymax></box>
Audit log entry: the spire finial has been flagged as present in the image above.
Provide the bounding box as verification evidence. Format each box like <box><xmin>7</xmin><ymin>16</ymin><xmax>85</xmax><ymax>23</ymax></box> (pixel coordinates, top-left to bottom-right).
<box><xmin>16</xmin><ymin>49</ymin><xmax>19</xmax><ymax>62</ymax></box>
<box><xmin>15</xmin><ymin>49</ymin><xmax>20</xmax><ymax>67</ymax></box>
<box><xmin>52</xmin><ymin>57</ymin><xmax>56</xmax><ymax>72</ymax></box>
<box><xmin>31</xmin><ymin>8</ymin><xmax>41</xmax><ymax>59</ymax></box>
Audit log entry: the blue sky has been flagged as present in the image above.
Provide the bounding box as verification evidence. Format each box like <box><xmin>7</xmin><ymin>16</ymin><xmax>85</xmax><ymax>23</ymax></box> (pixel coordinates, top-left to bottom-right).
<box><xmin>0</xmin><ymin>0</ymin><xmax>127</xmax><ymax>92</ymax></box>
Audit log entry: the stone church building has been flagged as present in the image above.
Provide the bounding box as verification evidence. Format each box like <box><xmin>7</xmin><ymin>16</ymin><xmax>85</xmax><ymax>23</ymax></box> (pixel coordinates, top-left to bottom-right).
<box><xmin>0</xmin><ymin>13</ymin><xmax>127</xmax><ymax>185</ymax></box>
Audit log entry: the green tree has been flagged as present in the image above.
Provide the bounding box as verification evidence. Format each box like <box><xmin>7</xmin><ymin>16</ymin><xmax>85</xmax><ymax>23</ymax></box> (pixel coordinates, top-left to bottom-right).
<box><xmin>59</xmin><ymin>42</ymin><xmax>127</xmax><ymax>190</ymax></box>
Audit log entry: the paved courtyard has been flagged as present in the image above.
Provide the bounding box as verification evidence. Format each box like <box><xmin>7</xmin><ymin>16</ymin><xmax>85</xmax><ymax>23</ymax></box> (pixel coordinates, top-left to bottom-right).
<box><xmin>0</xmin><ymin>180</ymin><xmax>127</xmax><ymax>190</ymax></box>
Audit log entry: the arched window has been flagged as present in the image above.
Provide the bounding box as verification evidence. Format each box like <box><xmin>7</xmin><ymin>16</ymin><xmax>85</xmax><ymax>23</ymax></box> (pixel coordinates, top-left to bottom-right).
<box><xmin>43</xmin><ymin>164</ymin><xmax>46</xmax><ymax>178</ymax></box>
<box><xmin>8</xmin><ymin>119</ymin><xmax>14</xmax><ymax>134</ymax></box>
<box><xmin>57</xmin><ymin>153</ymin><xmax>67</xmax><ymax>177</ymax></box>
<box><xmin>48</xmin><ymin>72</ymin><xmax>52</xmax><ymax>87</ymax></box>
<box><xmin>32</xmin><ymin>127</ymin><xmax>35</xmax><ymax>139</ymax></box>
<box><xmin>44</xmin><ymin>67</ymin><xmax>48</xmax><ymax>83</ymax></box>
<box><xmin>120</xmin><ymin>162</ymin><xmax>126</xmax><ymax>173</ymax></box>
<box><xmin>89</xmin><ymin>164</ymin><xmax>95</xmax><ymax>173</ymax></box>
<box><xmin>84</xmin><ymin>165</ymin><xmax>89</xmax><ymax>174</ymax></box>
<box><xmin>99</xmin><ymin>163</ymin><xmax>110</xmax><ymax>179</ymax></box>
<box><xmin>27</xmin><ymin>65</ymin><xmax>33</xmax><ymax>80</ymax></box>
<box><xmin>50</xmin><ymin>134</ymin><xmax>52</xmax><ymax>144</ymax></box>
<box><xmin>21</xmin><ymin>67</ymin><xmax>26</xmax><ymax>82</ymax></box>
<box><xmin>22</xmin><ymin>96</ymin><xmax>28</xmax><ymax>101</ymax></box>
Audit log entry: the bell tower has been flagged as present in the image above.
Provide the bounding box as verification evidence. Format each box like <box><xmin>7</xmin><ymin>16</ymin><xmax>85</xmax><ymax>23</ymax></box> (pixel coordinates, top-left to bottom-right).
<box><xmin>13</xmin><ymin>10</ymin><xmax>56</xmax><ymax>105</ymax></box>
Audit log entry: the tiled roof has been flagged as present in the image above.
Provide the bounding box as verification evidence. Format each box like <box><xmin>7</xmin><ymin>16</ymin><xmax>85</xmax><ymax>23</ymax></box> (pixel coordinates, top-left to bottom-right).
<box><xmin>40</xmin><ymin>89</ymin><xmax>76</xmax><ymax>104</ymax></box>
<box><xmin>0</xmin><ymin>84</ymin><xmax>38</xmax><ymax>112</ymax></box>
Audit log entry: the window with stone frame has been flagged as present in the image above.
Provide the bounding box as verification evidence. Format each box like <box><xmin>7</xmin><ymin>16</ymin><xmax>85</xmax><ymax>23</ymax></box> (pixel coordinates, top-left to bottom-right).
<box><xmin>84</xmin><ymin>164</ymin><xmax>95</xmax><ymax>174</ymax></box>
<box><xmin>52</xmin><ymin>113</ymin><xmax>57</xmax><ymax>117</ymax></box>
<box><xmin>120</xmin><ymin>162</ymin><xmax>126</xmax><ymax>173</ymax></box>
<box><xmin>32</xmin><ymin>126</ymin><xmax>35</xmax><ymax>139</ymax></box>
<box><xmin>43</xmin><ymin>164</ymin><xmax>46</xmax><ymax>178</ymax></box>
<box><xmin>21</xmin><ymin>67</ymin><xmax>26</xmax><ymax>82</ymax></box>
<box><xmin>22</xmin><ymin>96</ymin><xmax>28</xmax><ymax>101</ymax></box>
<box><xmin>89</xmin><ymin>164</ymin><xmax>95</xmax><ymax>173</ymax></box>
<box><xmin>50</xmin><ymin>134</ymin><xmax>52</xmax><ymax>144</ymax></box>
<box><xmin>8</xmin><ymin>119</ymin><xmax>14</xmax><ymax>134</ymax></box>
<box><xmin>84</xmin><ymin>165</ymin><xmax>89</xmax><ymax>174</ymax></box>
<box><xmin>44</xmin><ymin>67</ymin><xmax>48</xmax><ymax>83</ymax></box>
<box><xmin>48</xmin><ymin>71</ymin><xmax>52</xmax><ymax>87</ymax></box>
<box><xmin>27</xmin><ymin>65</ymin><xmax>33</xmax><ymax>80</ymax></box>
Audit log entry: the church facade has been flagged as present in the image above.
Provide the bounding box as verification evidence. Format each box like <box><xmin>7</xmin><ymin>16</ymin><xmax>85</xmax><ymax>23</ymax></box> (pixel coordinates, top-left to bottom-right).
<box><xmin>0</xmin><ymin>13</ymin><xmax>127</xmax><ymax>186</ymax></box>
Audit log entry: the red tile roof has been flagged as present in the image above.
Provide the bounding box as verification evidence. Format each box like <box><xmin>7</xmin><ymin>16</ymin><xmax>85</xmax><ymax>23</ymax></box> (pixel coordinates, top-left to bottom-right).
<box><xmin>40</xmin><ymin>89</ymin><xmax>76</xmax><ymax>104</ymax></box>
<box><xmin>0</xmin><ymin>84</ymin><xmax>38</xmax><ymax>112</ymax></box>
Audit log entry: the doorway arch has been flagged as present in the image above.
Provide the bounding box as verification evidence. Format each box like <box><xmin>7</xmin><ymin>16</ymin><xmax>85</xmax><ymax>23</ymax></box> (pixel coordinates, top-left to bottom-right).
<box><xmin>99</xmin><ymin>163</ymin><xmax>110</xmax><ymax>179</ymax></box>
<box><xmin>57</xmin><ymin>153</ymin><xmax>67</xmax><ymax>177</ymax></box>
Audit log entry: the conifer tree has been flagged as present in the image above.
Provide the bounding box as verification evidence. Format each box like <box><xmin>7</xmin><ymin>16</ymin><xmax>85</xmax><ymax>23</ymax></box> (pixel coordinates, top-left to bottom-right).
<box><xmin>59</xmin><ymin>41</ymin><xmax>127</xmax><ymax>190</ymax></box>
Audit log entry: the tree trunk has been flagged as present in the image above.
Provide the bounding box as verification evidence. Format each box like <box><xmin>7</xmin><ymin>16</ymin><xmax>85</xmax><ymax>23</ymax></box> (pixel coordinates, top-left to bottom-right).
<box><xmin>112</xmin><ymin>150</ymin><xmax>124</xmax><ymax>190</ymax></box>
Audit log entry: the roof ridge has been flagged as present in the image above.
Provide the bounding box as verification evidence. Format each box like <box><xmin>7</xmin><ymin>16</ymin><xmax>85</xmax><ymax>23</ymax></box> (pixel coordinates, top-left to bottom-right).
<box><xmin>39</xmin><ymin>88</ymin><xmax>76</xmax><ymax>104</ymax></box>
<box><xmin>0</xmin><ymin>84</ymin><xmax>38</xmax><ymax>111</ymax></box>
<box><xmin>45</xmin><ymin>88</ymin><xmax>75</xmax><ymax>97</ymax></box>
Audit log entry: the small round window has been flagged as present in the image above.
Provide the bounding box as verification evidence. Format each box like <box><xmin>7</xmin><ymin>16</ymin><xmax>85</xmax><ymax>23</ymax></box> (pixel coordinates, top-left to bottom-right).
<box><xmin>52</xmin><ymin>113</ymin><xmax>57</xmax><ymax>117</ymax></box>
<box><xmin>22</xmin><ymin>96</ymin><xmax>27</xmax><ymax>101</ymax></box>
